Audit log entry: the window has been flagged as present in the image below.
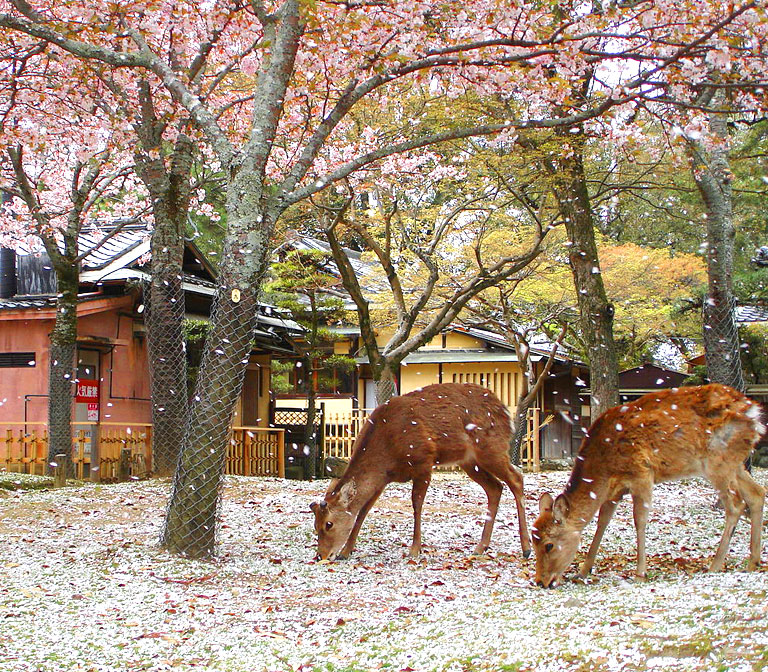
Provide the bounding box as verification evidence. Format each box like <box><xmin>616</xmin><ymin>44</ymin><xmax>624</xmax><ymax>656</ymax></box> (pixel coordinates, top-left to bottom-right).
<box><xmin>0</xmin><ymin>352</ymin><xmax>36</xmax><ymax>368</ymax></box>
<box><xmin>317</xmin><ymin>363</ymin><xmax>354</xmax><ymax>395</ymax></box>
<box><xmin>271</xmin><ymin>358</ymin><xmax>355</xmax><ymax>396</ymax></box>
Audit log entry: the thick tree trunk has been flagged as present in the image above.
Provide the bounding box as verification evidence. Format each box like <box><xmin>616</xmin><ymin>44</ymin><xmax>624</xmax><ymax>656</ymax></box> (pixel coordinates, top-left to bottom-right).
<box><xmin>135</xmin><ymin>132</ymin><xmax>193</xmax><ymax>477</ymax></box>
<box><xmin>144</xmin><ymin>199</ymin><xmax>189</xmax><ymax>478</ymax></box>
<box><xmin>47</xmin><ymin>263</ymin><xmax>79</xmax><ymax>477</ymax></box>
<box><xmin>550</xmin><ymin>140</ymin><xmax>620</xmax><ymax>419</ymax></box>
<box><xmin>146</xmin><ymin>255</ymin><xmax>187</xmax><ymax>477</ymax></box>
<box><xmin>162</xmin><ymin>193</ymin><xmax>276</xmax><ymax>558</ymax></box>
<box><xmin>691</xmin><ymin>109</ymin><xmax>745</xmax><ymax>392</ymax></box>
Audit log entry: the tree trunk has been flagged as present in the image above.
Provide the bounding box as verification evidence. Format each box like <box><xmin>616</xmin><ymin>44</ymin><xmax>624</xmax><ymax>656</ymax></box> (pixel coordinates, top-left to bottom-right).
<box><xmin>146</xmin><ymin>254</ymin><xmax>188</xmax><ymax>477</ymax></box>
<box><xmin>47</xmin><ymin>263</ymin><xmax>79</xmax><ymax>477</ymax></box>
<box><xmin>303</xmin><ymin>355</ymin><xmax>318</xmax><ymax>480</ymax></box>
<box><xmin>510</xmin><ymin>395</ymin><xmax>533</xmax><ymax>466</ymax></box>
<box><xmin>550</xmin><ymin>139</ymin><xmax>620</xmax><ymax>420</ymax></box>
<box><xmin>373</xmin><ymin>363</ymin><xmax>399</xmax><ymax>405</ymax></box>
<box><xmin>135</xmin><ymin>132</ymin><xmax>193</xmax><ymax>477</ymax></box>
<box><xmin>691</xmin><ymin>107</ymin><xmax>745</xmax><ymax>392</ymax></box>
<box><xmin>161</xmin><ymin>192</ymin><xmax>276</xmax><ymax>558</ymax></box>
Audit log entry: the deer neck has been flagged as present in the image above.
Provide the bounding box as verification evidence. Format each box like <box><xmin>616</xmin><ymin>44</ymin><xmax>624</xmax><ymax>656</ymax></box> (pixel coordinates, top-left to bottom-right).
<box><xmin>334</xmin><ymin>471</ymin><xmax>382</xmax><ymax>514</ymax></box>
<box><xmin>563</xmin><ymin>478</ymin><xmax>610</xmax><ymax>533</ymax></box>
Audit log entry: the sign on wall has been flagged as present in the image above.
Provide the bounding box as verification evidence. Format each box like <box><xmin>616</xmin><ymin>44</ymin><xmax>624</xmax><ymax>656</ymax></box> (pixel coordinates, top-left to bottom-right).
<box><xmin>76</xmin><ymin>379</ymin><xmax>99</xmax><ymax>421</ymax></box>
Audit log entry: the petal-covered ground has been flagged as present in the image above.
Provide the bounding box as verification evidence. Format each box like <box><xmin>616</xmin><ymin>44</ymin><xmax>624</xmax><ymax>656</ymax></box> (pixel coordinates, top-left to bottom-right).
<box><xmin>1</xmin><ymin>469</ymin><xmax>768</xmax><ymax>672</ymax></box>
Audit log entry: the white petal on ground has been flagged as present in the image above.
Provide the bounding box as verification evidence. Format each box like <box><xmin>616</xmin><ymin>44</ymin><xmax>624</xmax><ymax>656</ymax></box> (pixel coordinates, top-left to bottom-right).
<box><xmin>1</xmin><ymin>470</ymin><xmax>767</xmax><ymax>671</ymax></box>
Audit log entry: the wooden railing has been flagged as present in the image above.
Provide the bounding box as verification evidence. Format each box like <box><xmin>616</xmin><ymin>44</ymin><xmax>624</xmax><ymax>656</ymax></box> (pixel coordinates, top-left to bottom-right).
<box><xmin>96</xmin><ymin>423</ymin><xmax>153</xmax><ymax>481</ymax></box>
<box><xmin>1</xmin><ymin>424</ymin><xmax>47</xmax><ymax>475</ymax></box>
<box><xmin>323</xmin><ymin>409</ymin><xmax>373</xmax><ymax>461</ymax></box>
<box><xmin>227</xmin><ymin>426</ymin><xmax>285</xmax><ymax>478</ymax></box>
<box><xmin>2</xmin><ymin>408</ymin><xmax>534</xmax><ymax>480</ymax></box>
<box><xmin>322</xmin><ymin>406</ymin><xmax>544</xmax><ymax>472</ymax></box>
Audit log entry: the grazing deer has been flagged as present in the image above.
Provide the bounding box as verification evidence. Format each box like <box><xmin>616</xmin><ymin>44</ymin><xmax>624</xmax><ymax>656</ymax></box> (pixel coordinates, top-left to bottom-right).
<box><xmin>532</xmin><ymin>384</ymin><xmax>766</xmax><ymax>588</ymax></box>
<box><xmin>310</xmin><ymin>383</ymin><xmax>532</xmax><ymax>561</ymax></box>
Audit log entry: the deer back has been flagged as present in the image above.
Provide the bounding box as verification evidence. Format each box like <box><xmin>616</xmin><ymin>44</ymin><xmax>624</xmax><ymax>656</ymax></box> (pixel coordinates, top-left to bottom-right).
<box><xmin>347</xmin><ymin>383</ymin><xmax>513</xmax><ymax>482</ymax></box>
<box><xmin>566</xmin><ymin>383</ymin><xmax>764</xmax><ymax>489</ymax></box>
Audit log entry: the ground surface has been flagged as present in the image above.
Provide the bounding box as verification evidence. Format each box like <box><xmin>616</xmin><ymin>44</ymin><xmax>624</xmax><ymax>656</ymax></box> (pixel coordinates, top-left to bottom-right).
<box><xmin>1</xmin><ymin>469</ymin><xmax>768</xmax><ymax>672</ymax></box>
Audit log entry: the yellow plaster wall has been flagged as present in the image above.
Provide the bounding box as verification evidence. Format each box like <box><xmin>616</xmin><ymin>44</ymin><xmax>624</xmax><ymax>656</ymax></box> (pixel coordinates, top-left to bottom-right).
<box><xmin>400</xmin><ymin>361</ymin><xmax>525</xmax><ymax>410</ymax></box>
<box><xmin>400</xmin><ymin>363</ymin><xmax>441</xmax><ymax>392</ymax></box>
<box><xmin>274</xmin><ymin>396</ymin><xmax>355</xmax><ymax>415</ymax></box>
<box><xmin>443</xmin><ymin>332</ymin><xmax>485</xmax><ymax>349</ymax></box>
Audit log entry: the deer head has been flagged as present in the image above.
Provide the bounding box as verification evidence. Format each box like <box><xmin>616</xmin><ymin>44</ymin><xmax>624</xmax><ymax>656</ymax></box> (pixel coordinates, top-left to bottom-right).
<box><xmin>532</xmin><ymin>492</ymin><xmax>581</xmax><ymax>588</ymax></box>
<box><xmin>310</xmin><ymin>480</ymin><xmax>358</xmax><ymax>561</ymax></box>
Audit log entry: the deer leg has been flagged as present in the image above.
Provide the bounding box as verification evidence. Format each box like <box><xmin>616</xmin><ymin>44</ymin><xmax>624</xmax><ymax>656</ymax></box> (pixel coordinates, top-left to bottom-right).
<box><xmin>631</xmin><ymin>488</ymin><xmax>652</xmax><ymax>579</ymax></box>
<box><xmin>736</xmin><ymin>468</ymin><xmax>765</xmax><ymax>570</ymax></box>
<box><xmin>338</xmin><ymin>486</ymin><xmax>385</xmax><ymax>559</ymax></box>
<box><xmin>463</xmin><ymin>465</ymin><xmax>503</xmax><ymax>556</ymax></box>
<box><xmin>579</xmin><ymin>496</ymin><xmax>621</xmax><ymax>578</ymax></box>
<box><xmin>409</xmin><ymin>475</ymin><xmax>431</xmax><ymax>558</ymax></box>
<box><xmin>478</xmin><ymin>457</ymin><xmax>532</xmax><ymax>558</ymax></box>
<box><xmin>708</xmin><ymin>470</ymin><xmax>745</xmax><ymax>573</ymax></box>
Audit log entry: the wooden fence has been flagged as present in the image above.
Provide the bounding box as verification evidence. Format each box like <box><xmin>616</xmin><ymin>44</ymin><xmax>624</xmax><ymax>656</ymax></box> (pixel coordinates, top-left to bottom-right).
<box><xmin>1</xmin><ymin>409</ymin><xmax>538</xmax><ymax>479</ymax></box>
<box><xmin>0</xmin><ymin>422</ymin><xmax>285</xmax><ymax>480</ymax></box>
<box><xmin>323</xmin><ymin>406</ymin><xmax>543</xmax><ymax>472</ymax></box>
<box><xmin>227</xmin><ymin>427</ymin><xmax>285</xmax><ymax>478</ymax></box>
<box><xmin>323</xmin><ymin>409</ymin><xmax>372</xmax><ymax>461</ymax></box>
<box><xmin>0</xmin><ymin>422</ymin><xmax>153</xmax><ymax>481</ymax></box>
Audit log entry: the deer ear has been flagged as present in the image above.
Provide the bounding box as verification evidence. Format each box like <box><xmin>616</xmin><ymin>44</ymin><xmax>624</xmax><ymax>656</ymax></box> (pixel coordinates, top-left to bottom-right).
<box><xmin>539</xmin><ymin>493</ymin><xmax>554</xmax><ymax>515</ymax></box>
<box><xmin>553</xmin><ymin>494</ymin><xmax>570</xmax><ymax>524</ymax></box>
<box><xmin>337</xmin><ymin>480</ymin><xmax>357</xmax><ymax>507</ymax></box>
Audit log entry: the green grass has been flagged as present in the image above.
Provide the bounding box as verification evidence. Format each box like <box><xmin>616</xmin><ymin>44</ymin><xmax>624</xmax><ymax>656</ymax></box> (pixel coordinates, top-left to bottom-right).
<box><xmin>0</xmin><ymin>472</ymin><xmax>53</xmax><ymax>490</ymax></box>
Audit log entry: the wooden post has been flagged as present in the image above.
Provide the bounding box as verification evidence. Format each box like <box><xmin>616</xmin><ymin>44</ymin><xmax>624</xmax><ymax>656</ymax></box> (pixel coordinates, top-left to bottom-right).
<box><xmin>3</xmin><ymin>430</ymin><xmax>12</xmax><ymax>473</ymax></box>
<box><xmin>53</xmin><ymin>453</ymin><xmax>67</xmax><ymax>488</ymax></box>
<box><xmin>118</xmin><ymin>448</ymin><xmax>131</xmax><ymax>482</ymax></box>
<box><xmin>533</xmin><ymin>407</ymin><xmax>541</xmax><ymax>473</ymax></box>
<box><xmin>243</xmin><ymin>430</ymin><xmax>252</xmax><ymax>478</ymax></box>
<box><xmin>144</xmin><ymin>424</ymin><xmax>153</xmax><ymax>475</ymax></box>
<box><xmin>74</xmin><ymin>430</ymin><xmax>87</xmax><ymax>480</ymax></box>
<box><xmin>277</xmin><ymin>430</ymin><xmax>285</xmax><ymax>479</ymax></box>
<box><xmin>90</xmin><ymin>422</ymin><xmax>101</xmax><ymax>483</ymax></box>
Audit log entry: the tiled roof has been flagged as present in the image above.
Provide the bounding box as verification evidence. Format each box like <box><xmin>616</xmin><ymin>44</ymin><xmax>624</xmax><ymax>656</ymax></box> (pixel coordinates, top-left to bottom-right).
<box><xmin>0</xmin><ymin>294</ymin><xmax>106</xmax><ymax>312</ymax></box>
<box><xmin>450</xmin><ymin>324</ymin><xmax>575</xmax><ymax>363</ymax></box>
<box><xmin>736</xmin><ymin>305</ymin><xmax>768</xmax><ymax>323</ymax></box>
<box><xmin>78</xmin><ymin>225</ymin><xmax>149</xmax><ymax>271</ymax></box>
<box><xmin>286</xmin><ymin>235</ymin><xmax>371</xmax><ymax>281</ymax></box>
<box><xmin>13</xmin><ymin>223</ymin><xmax>150</xmax><ymax>271</ymax></box>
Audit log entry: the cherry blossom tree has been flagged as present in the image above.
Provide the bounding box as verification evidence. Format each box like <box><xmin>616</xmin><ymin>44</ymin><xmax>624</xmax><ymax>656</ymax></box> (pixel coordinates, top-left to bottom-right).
<box><xmin>2</xmin><ymin>0</ymin><xmax>765</xmax><ymax>557</ymax></box>
<box><xmin>634</xmin><ymin>15</ymin><xmax>768</xmax><ymax>391</ymax></box>
<box><xmin>0</xmin><ymin>41</ymin><xmax>147</xmax><ymax>471</ymax></box>
<box><xmin>0</xmin><ymin>33</ymin><xmax>211</xmax><ymax>477</ymax></box>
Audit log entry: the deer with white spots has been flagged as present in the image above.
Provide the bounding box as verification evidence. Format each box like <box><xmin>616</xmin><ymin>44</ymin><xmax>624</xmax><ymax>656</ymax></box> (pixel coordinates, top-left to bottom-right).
<box><xmin>533</xmin><ymin>383</ymin><xmax>766</xmax><ymax>588</ymax></box>
<box><xmin>310</xmin><ymin>382</ymin><xmax>531</xmax><ymax>561</ymax></box>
